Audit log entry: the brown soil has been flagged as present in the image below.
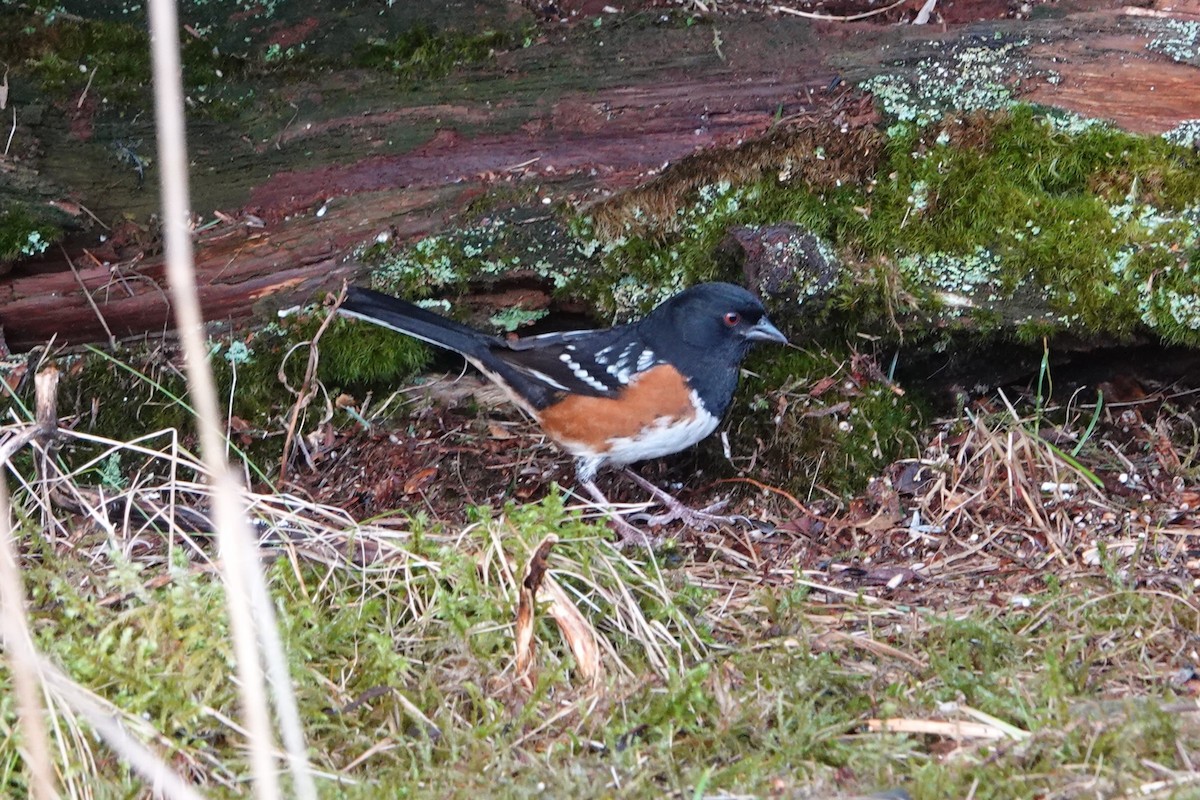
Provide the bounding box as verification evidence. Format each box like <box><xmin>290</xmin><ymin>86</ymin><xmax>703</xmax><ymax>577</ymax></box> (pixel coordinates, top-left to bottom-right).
<box><xmin>281</xmin><ymin>351</ymin><xmax>1200</xmax><ymax>582</ymax></box>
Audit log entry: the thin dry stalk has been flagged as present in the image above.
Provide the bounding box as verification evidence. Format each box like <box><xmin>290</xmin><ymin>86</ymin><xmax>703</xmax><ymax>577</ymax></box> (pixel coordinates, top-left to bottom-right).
<box><xmin>552</xmin><ymin>543</ymin><xmax>699</xmax><ymax>677</ymax></box>
<box><xmin>279</xmin><ymin>285</ymin><xmax>345</xmax><ymax>483</ymax></box>
<box><xmin>61</xmin><ymin>244</ymin><xmax>117</xmax><ymax>350</ymax></box>
<box><xmin>0</xmin><ymin>404</ymin><xmax>479</xmax><ymax>793</ymax></box>
<box><xmin>771</xmin><ymin>0</ymin><xmax>909</xmax><ymax>21</ymax></box>
<box><xmin>0</xmin><ymin>367</ymin><xmax>63</xmax><ymax>799</ymax></box>
<box><xmin>146</xmin><ymin>0</ymin><xmax>312</xmax><ymax>796</ymax></box>
<box><xmin>0</xmin><ymin>475</ymin><xmax>59</xmax><ymax>800</ymax></box>
<box><xmin>39</xmin><ymin>656</ymin><xmax>206</xmax><ymax>800</ymax></box>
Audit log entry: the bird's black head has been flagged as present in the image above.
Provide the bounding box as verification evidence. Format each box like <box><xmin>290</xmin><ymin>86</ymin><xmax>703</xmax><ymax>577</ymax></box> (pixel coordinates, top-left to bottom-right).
<box><xmin>638</xmin><ymin>282</ymin><xmax>787</xmax><ymax>416</ymax></box>
<box><xmin>643</xmin><ymin>282</ymin><xmax>787</xmax><ymax>358</ymax></box>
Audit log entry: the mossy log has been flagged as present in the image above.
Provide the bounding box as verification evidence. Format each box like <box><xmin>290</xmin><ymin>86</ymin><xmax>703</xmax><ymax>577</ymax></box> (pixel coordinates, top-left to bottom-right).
<box><xmin>2</xmin><ymin>1</ymin><xmax>1199</xmax><ymax>351</ymax></box>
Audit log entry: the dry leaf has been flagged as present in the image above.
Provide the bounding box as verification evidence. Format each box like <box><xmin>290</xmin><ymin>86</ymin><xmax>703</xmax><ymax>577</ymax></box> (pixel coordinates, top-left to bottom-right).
<box><xmin>868</xmin><ymin>718</ymin><xmax>1008</xmax><ymax>740</ymax></box>
<box><xmin>808</xmin><ymin>375</ymin><xmax>837</xmax><ymax>397</ymax></box>
<box><xmin>514</xmin><ymin>535</ymin><xmax>558</xmax><ymax>687</ymax></box>
<box><xmin>488</xmin><ymin>423</ymin><xmax>516</xmax><ymax>440</ymax></box>
<box><xmin>539</xmin><ymin>575</ymin><xmax>602</xmax><ymax>684</ymax></box>
<box><xmin>403</xmin><ymin>466</ymin><xmax>438</xmax><ymax>495</ymax></box>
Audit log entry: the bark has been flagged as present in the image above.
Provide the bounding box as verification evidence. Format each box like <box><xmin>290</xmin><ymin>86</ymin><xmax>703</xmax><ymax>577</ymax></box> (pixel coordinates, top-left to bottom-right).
<box><xmin>2</xmin><ymin>1</ymin><xmax>1198</xmax><ymax>351</ymax></box>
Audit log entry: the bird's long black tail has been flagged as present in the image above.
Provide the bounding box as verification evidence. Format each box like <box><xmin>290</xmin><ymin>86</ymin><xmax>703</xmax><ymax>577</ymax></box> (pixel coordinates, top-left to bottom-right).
<box><xmin>339</xmin><ymin>287</ymin><xmax>491</xmax><ymax>358</ymax></box>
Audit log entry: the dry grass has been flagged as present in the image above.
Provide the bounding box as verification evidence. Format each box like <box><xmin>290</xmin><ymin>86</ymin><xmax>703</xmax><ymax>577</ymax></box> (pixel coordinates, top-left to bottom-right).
<box><xmin>0</xmin><ymin>367</ymin><xmax>716</xmax><ymax>792</ymax></box>
<box><xmin>3</xmin><ymin>346</ymin><xmax>1200</xmax><ymax>798</ymax></box>
<box><xmin>2</xmin><ymin>3</ymin><xmax>1199</xmax><ymax>794</ymax></box>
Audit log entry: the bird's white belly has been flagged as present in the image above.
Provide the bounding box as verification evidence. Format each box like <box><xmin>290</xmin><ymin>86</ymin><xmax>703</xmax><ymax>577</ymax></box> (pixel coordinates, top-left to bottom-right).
<box><xmin>602</xmin><ymin>398</ymin><xmax>719</xmax><ymax>466</ymax></box>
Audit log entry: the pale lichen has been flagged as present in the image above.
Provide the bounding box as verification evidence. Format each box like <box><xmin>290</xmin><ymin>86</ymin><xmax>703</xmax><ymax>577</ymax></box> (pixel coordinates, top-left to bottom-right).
<box><xmin>488</xmin><ymin>307</ymin><xmax>548</xmax><ymax>332</ymax></box>
<box><xmin>897</xmin><ymin>247</ymin><xmax>1003</xmax><ymax>312</ymax></box>
<box><xmin>1163</xmin><ymin>119</ymin><xmax>1200</xmax><ymax>148</ymax></box>
<box><xmin>860</xmin><ymin>38</ymin><xmax>1031</xmax><ymax>127</ymax></box>
<box><xmin>1145</xmin><ymin>18</ymin><xmax>1200</xmax><ymax>65</ymax></box>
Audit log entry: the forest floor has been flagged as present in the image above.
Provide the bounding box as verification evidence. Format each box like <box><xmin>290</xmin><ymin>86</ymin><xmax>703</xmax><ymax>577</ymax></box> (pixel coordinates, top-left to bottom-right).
<box><xmin>5</xmin><ymin>337</ymin><xmax>1200</xmax><ymax>799</ymax></box>
<box><xmin>4</xmin><ymin>1</ymin><xmax>1200</xmax><ymax>798</ymax></box>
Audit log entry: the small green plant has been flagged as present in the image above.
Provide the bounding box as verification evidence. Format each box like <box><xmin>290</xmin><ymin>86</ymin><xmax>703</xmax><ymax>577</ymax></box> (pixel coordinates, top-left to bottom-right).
<box><xmin>1034</xmin><ymin>338</ymin><xmax>1052</xmax><ymax>425</ymax></box>
<box><xmin>352</xmin><ymin>26</ymin><xmax>516</xmax><ymax>81</ymax></box>
<box><xmin>0</xmin><ymin>206</ymin><xmax>62</xmax><ymax>264</ymax></box>
<box><xmin>97</xmin><ymin>452</ymin><xmax>125</xmax><ymax>490</ymax></box>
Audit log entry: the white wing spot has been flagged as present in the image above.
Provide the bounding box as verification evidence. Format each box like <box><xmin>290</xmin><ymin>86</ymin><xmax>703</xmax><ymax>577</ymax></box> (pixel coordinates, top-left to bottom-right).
<box><xmin>610</xmin><ymin>353</ymin><xmax>634</xmax><ymax>384</ymax></box>
<box><xmin>636</xmin><ymin>349</ymin><xmax>656</xmax><ymax>372</ymax></box>
<box><xmin>572</xmin><ymin>366</ymin><xmax>610</xmax><ymax>393</ymax></box>
<box><xmin>559</xmin><ymin>351</ymin><xmax>610</xmax><ymax>392</ymax></box>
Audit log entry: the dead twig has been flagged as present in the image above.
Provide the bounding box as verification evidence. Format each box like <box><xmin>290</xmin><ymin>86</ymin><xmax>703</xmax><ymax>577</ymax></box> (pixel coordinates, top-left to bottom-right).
<box><xmin>716</xmin><ymin>475</ymin><xmax>815</xmax><ymax>517</ymax></box>
<box><xmin>77</xmin><ymin>65</ymin><xmax>98</xmax><ymax>109</ymax></box>
<box><xmin>514</xmin><ymin>534</ymin><xmax>558</xmax><ymax>687</ymax></box>
<box><xmin>61</xmin><ymin>244</ymin><xmax>118</xmax><ymax>350</ymax></box>
<box><xmin>279</xmin><ymin>286</ymin><xmax>345</xmax><ymax>483</ymax></box>
<box><xmin>4</xmin><ymin>109</ymin><xmax>13</xmax><ymax>158</ymax></box>
<box><xmin>772</xmin><ymin>0</ymin><xmax>910</xmax><ymax>22</ymax></box>
<box><xmin>0</xmin><ymin>366</ymin><xmax>62</xmax><ymax>800</ymax></box>
<box><xmin>0</xmin><ymin>476</ymin><xmax>60</xmax><ymax>800</ymax></box>
<box><xmin>913</xmin><ymin>0</ymin><xmax>938</xmax><ymax>24</ymax></box>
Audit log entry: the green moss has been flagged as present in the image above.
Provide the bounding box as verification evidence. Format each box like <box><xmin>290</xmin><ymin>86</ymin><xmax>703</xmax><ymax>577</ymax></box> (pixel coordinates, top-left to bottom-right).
<box><xmin>0</xmin><ymin>206</ymin><xmax>62</xmax><ymax>264</ymax></box>
<box><xmin>61</xmin><ymin>348</ymin><xmax>194</xmax><ymax>439</ymax></box>
<box><xmin>562</xmin><ymin>106</ymin><xmax>1200</xmax><ymax>344</ymax></box>
<box><xmin>362</xmin><ymin>210</ymin><xmax>591</xmax><ymax>323</ymax></box>
<box><xmin>297</xmin><ymin>313</ymin><xmax>431</xmax><ymax>388</ymax></box>
<box><xmin>731</xmin><ymin>347</ymin><xmax>926</xmax><ymax>496</ymax></box>
<box><xmin>12</xmin><ymin>15</ymin><xmax>152</xmax><ymax>107</ymax></box>
<box><xmin>863</xmin><ymin>109</ymin><xmax>1200</xmax><ymax>343</ymax></box>
<box><xmin>1</xmin><ymin>9</ymin><xmax>252</xmax><ymax>117</ymax></box>
<box><xmin>202</xmin><ymin>312</ymin><xmax>430</xmax><ymax>461</ymax></box>
<box><xmin>572</xmin><ymin>181</ymin><xmax>761</xmax><ymax>318</ymax></box>
<box><xmin>351</xmin><ymin>25</ymin><xmax>520</xmax><ymax>82</ymax></box>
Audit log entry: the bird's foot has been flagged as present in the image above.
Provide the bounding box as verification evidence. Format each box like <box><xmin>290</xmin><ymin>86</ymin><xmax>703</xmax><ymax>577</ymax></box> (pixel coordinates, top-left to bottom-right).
<box><xmin>606</xmin><ymin>515</ymin><xmax>666</xmax><ymax>549</ymax></box>
<box><xmin>622</xmin><ymin>469</ymin><xmax>750</xmax><ymax>532</ymax></box>
<box><xmin>629</xmin><ymin>497</ymin><xmax>740</xmax><ymax>531</ymax></box>
<box><xmin>579</xmin><ymin>479</ymin><xmax>664</xmax><ymax>548</ymax></box>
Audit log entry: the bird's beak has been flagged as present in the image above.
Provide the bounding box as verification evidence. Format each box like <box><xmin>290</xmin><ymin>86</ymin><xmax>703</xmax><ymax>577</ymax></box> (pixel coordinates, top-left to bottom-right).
<box><xmin>746</xmin><ymin>317</ymin><xmax>788</xmax><ymax>344</ymax></box>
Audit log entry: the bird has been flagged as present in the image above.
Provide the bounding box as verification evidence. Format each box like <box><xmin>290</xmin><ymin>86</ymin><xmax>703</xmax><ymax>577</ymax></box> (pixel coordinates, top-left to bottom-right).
<box><xmin>338</xmin><ymin>281</ymin><xmax>788</xmax><ymax>542</ymax></box>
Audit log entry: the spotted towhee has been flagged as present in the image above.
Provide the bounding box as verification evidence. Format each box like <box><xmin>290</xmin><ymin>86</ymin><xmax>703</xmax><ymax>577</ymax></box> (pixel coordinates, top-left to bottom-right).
<box><xmin>340</xmin><ymin>282</ymin><xmax>787</xmax><ymax>542</ymax></box>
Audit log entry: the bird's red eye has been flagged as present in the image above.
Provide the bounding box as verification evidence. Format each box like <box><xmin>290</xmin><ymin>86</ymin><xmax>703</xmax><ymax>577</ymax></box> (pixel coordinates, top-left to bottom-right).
<box><xmin>724</xmin><ymin>312</ymin><xmax>741</xmax><ymax>327</ymax></box>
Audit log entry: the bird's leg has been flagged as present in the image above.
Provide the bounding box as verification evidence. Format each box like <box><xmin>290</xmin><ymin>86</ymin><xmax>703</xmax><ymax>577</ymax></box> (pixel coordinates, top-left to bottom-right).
<box><xmin>579</xmin><ymin>479</ymin><xmax>662</xmax><ymax>548</ymax></box>
<box><xmin>622</xmin><ymin>469</ymin><xmax>743</xmax><ymax>531</ymax></box>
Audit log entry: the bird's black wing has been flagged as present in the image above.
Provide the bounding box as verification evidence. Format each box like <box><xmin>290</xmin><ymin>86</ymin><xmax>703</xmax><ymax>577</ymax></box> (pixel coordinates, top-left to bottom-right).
<box><xmin>492</xmin><ymin>325</ymin><xmax>665</xmax><ymax>408</ymax></box>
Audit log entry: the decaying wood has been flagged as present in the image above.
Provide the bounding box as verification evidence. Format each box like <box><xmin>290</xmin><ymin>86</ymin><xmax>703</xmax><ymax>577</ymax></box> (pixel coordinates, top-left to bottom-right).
<box><xmin>2</xmin><ymin>2</ymin><xmax>1198</xmax><ymax>350</ymax></box>
<box><xmin>2</xmin><ymin>185</ymin><xmax>465</xmax><ymax>348</ymax></box>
